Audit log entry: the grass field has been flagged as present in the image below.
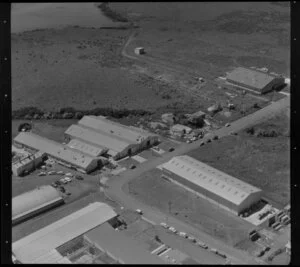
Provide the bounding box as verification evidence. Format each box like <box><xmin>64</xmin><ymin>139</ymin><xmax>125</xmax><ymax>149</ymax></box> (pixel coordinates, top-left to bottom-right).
<box><xmin>126</xmin><ymin>168</ymin><xmax>253</xmax><ymax>247</ymax></box>
<box><xmin>187</xmin><ymin>109</ymin><xmax>290</xmax><ymax>207</ymax></box>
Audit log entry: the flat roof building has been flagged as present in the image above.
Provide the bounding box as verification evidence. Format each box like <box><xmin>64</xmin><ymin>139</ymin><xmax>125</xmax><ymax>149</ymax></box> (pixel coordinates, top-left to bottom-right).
<box><xmin>85</xmin><ymin>222</ymin><xmax>166</xmax><ymax>264</ymax></box>
<box><xmin>226</xmin><ymin>67</ymin><xmax>285</xmax><ymax>94</ymax></box>
<box><xmin>12</xmin><ymin>185</ymin><xmax>64</xmax><ymax>225</ymax></box>
<box><xmin>162</xmin><ymin>155</ymin><xmax>263</xmax><ymax>215</ymax></box>
<box><xmin>65</xmin><ymin>116</ymin><xmax>159</xmax><ymax>160</ymax></box>
<box><xmin>12</xmin><ymin>202</ymin><xmax>117</xmax><ymax>263</ymax></box>
<box><xmin>14</xmin><ymin>132</ymin><xmax>99</xmax><ymax>173</ymax></box>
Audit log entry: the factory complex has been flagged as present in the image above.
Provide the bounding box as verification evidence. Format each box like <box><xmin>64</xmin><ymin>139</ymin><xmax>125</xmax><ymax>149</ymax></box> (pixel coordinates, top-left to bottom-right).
<box><xmin>65</xmin><ymin>115</ymin><xmax>159</xmax><ymax>160</ymax></box>
<box><xmin>12</xmin><ymin>202</ymin><xmax>165</xmax><ymax>264</ymax></box>
<box><xmin>12</xmin><ymin>185</ymin><xmax>64</xmax><ymax>225</ymax></box>
<box><xmin>162</xmin><ymin>155</ymin><xmax>263</xmax><ymax>215</ymax></box>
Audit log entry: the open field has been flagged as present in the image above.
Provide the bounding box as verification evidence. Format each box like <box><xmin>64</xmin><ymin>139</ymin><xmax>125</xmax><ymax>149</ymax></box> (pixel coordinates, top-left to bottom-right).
<box><xmin>125</xmin><ymin>168</ymin><xmax>254</xmax><ymax>247</ymax></box>
<box><xmin>187</xmin><ymin>109</ymin><xmax>290</xmax><ymax>207</ymax></box>
<box><xmin>12</xmin><ymin>119</ymin><xmax>77</xmax><ymax>141</ymax></box>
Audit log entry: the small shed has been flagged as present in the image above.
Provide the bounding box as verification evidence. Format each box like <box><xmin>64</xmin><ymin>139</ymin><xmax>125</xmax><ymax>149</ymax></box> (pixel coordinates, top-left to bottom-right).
<box><xmin>171</xmin><ymin>124</ymin><xmax>192</xmax><ymax>135</ymax></box>
<box><xmin>134</xmin><ymin>47</ymin><xmax>145</xmax><ymax>55</ymax></box>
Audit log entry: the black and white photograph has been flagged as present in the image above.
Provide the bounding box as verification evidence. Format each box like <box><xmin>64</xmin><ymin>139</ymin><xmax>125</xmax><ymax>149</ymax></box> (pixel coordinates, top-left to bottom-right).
<box><xmin>9</xmin><ymin>2</ymin><xmax>290</xmax><ymax>264</ymax></box>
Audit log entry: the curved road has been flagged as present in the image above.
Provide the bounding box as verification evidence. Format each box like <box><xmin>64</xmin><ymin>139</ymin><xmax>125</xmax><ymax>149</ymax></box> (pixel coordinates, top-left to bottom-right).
<box><xmin>105</xmin><ymin>96</ymin><xmax>289</xmax><ymax>264</ymax></box>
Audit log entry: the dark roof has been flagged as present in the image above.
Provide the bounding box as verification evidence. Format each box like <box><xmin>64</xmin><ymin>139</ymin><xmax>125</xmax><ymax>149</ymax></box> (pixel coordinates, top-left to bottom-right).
<box><xmin>226</xmin><ymin>67</ymin><xmax>278</xmax><ymax>90</ymax></box>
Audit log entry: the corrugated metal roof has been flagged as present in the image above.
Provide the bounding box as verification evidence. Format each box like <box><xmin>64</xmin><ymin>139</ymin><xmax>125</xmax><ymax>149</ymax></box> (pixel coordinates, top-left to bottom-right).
<box><xmin>14</xmin><ymin>132</ymin><xmax>97</xmax><ymax>170</ymax></box>
<box><xmin>65</xmin><ymin>124</ymin><xmax>130</xmax><ymax>153</ymax></box>
<box><xmin>12</xmin><ymin>151</ymin><xmax>45</xmax><ymax>169</ymax></box>
<box><xmin>12</xmin><ymin>202</ymin><xmax>117</xmax><ymax>264</ymax></box>
<box><xmin>85</xmin><ymin>222</ymin><xmax>166</xmax><ymax>264</ymax></box>
<box><xmin>12</xmin><ymin>185</ymin><xmax>63</xmax><ymax>222</ymax></box>
<box><xmin>78</xmin><ymin>116</ymin><xmax>155</xmax><ymax>144</ymax></box>
<box><xmin>226</xmin><ymin>67</ymin><xmax>276</xmax><ymax>90</ymax></box>
<box><xmin>67</xmin><ymin>139</ymin><xmax>107</xmax><ymax>157</ymax></box>
<box><xmin>162</xmin><ymin>155</ymin><xmax>262</xmax><ymax>206</ymax></box>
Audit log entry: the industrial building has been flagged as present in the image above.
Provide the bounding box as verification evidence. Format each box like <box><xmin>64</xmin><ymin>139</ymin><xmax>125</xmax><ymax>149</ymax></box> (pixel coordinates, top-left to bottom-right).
<box><xmin>67</xmin><ymin>138</ymin><xmax>108</xmax><ymax>157</ymax></box>
<box><xmin>14</xmin><ymin>132</ymin><xmax>100</xmax><ymax>173</ymax></box>
<box><xmin>12</xmin><ymin>151</ymin><xmax>46</xmax><ymax>176</ymax></box>
<box><xmin>12</xmin><ymin>202</ymin><xmax>164</xmax><ymax>264</ymax></box>
<box><xmin>12</xmin><ymin>185</ymin><xmax>64</xmax><ymax>225</ymax></box>
<box><xmin>226</xmin><ymin>67</ymin><xmax>285</xmax><ymax>94</ymax></box>
<box><xmin>65</xmin><ymin>116</ymin><xmax>159</xmax><ymax>160</ymax></box>
<box><xmin>162</xmin><ymin>155</ymin><xmax>263</xmax><ymax>215</ymax></box>
<box><xmin>170</xmin><ymin>124</ymin><xmax>192</xmax><ymax>136</ymax></box>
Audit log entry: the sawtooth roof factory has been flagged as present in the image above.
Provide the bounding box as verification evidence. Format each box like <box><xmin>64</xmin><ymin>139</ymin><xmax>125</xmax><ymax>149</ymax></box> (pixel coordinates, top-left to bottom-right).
<box><xmin>162</xmin><ymin>155</ymin><xmax>263</xmax><ymax>215</ymax></box>
<box><xmin>226</xmin><ymin>67</ymin><xmax>285</xmax><ymax>94</ymax></box>
<box><xmin>12</xmin><ymin>185</ymin><xmax>64</xmax><ymax>225</ymax></box>
<box><xmin>64</xmin><ymin>115</ymin><xmax>159</xmax><ymax>160</ymax></box>
<box><xmin>12</xmin><ymin>202</ymin><xmax>165</xmax><ymax>264</ymax></box>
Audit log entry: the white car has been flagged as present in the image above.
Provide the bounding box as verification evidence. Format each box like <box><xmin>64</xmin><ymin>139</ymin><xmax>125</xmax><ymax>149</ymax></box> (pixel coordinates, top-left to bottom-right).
<box><xmin>57</xmin><ymin>171</ymin><xmax>64</xmax><ymax>175</ymax></box>
<box><xmin>169</xmin><ymin>227</ymin><xmax>177</xmax><ymax>233</ymax></box>
<box><xmin>38</xmin><ymin>172</ymin><xmax>46</xmax><ymax>176</ymax></box>
<box><xmin>136</xmin><ymin>209</ymin><xmax>143</xmax><ymax>215</ymax></box>
<box><xmin>47</xmin><ymin>171</ymin><xmax>56</xmax><ymax>175</ymax></box>
<box><xmin>64</xmin><ymin>177</ymin><xmax>72</xmax><ymax>182</ymax></box>
<box><xmin>65</xmin><ymin>173</ymin><xmax>73</xmax><ymax>177</ymax></box>
<box><xmin>60</xmin><ymin>178</ymin><xmax>68</xmax><ymax>184</ymax></box>
<box><xmin>160</xmin><ymin>222</ymin><xmax>169</xmax><ymax>228</ymax></box>
<box><xmin>225</xmin><ymin>123</ymin><xmax>230</xmax><ymax>127</ymax></box>
<box><xmin>179</xmin><ymin>232</ymin><xmax>187</xmax><ymax>237</ymax></box>
<box><xmin>188</xmin><ymin>236</ymin><xmax>197</xmax><ymax>242</ymax></box>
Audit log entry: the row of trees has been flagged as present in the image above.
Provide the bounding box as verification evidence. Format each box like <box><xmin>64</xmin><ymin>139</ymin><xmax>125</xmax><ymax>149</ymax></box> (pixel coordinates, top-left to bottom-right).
<box><xmin>12</xmin><ymin>106</ymin><xmax>153</xmax><ymax>120</ymax></box>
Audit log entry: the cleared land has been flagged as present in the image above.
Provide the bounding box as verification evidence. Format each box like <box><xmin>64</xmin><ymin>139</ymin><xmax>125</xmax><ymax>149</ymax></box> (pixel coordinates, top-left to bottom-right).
<box><xmin>187</xmin><ymin>108</ymin><xmax>290</xmax><ymax>208</ymax></box>
<box><xmin>125</xmin><ymin>168</ymin><xmax>254</xmax><ymax>247</ymax></box>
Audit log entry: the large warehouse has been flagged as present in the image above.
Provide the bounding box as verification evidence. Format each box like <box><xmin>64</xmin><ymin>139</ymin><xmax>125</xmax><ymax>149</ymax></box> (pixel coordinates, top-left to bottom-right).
<box><xmin>14</xmin><ymin>132</ymin><xmax>100</xmax><ymax>173</ymax></box>
<box><xmin>12</xmin><ymin>202</ymin><xmax>164</xmax><ymax>264</ymax></box>
<box><xmin>162</xmin><ymin>155</ymin><xmax>263</xmax><ymax>215</ymax></box>
<box><xmin>226</xmin><ymin>67</ymin><xmax>285</xmax><ymax>94</ymax></box>
<box><xmin>12</xmin><ymin>185</ymin><xmax>64</xmax><ymax>225</ymax></box>
<box><xmin>65</xmin><ymin>116</ymin><xmax>159</xmax><ymax>160</ymax></box>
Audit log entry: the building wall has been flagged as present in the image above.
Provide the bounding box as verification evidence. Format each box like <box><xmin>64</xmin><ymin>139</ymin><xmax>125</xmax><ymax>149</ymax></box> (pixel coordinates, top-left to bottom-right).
<box><xmin>162</xmin><ymin>170</ymin><xmax>261</xmax><ymax>215</ymax></box>
<box><xmin>12</xmin><ymin>198</ymin><xmax>64</xmax><ymax>226</ymax></box>
<box><xmin>12</xmin><ymin>153</ymin><xmax>45</xmax><ymax>176</ymax></box>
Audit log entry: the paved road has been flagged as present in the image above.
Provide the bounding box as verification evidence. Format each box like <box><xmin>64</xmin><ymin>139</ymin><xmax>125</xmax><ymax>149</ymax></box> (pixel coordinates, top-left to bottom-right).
<box><xmin>105</xmin><ymin>95</ymin><xmax>289</xmax><ymax>264</ymax></box>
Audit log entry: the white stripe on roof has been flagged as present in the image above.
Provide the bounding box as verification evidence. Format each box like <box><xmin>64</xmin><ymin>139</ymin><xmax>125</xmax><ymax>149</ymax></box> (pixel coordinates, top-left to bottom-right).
<box><xmin>13</xmin><ymin>202</ymin><xmax>117</xmax><ymax>263</ymax></box>
<box><xmin>65</xmin><ymin>124</ymin><xmax>130</xmax><ymax>153</ymax></box>
<box><xmin>67</xmin><ymin>139</ymin><xmax>107</xmax><ymax>157</ymax></box>
<box><xmin>162</xmin><ymin>155</ymin><xmax>261</xmax><ymax>206</ymax></box>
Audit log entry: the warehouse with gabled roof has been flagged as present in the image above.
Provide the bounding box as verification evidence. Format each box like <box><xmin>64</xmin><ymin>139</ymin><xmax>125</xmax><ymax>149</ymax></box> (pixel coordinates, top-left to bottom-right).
<box><xmin>65</xmin><ymin>116</ymin><xmax>159</xmax><ymax>160</ymax></box>
<box><xmin>226</xmin><ymin>67</ymin><xmax>285</xmax><ymax>94</ymax></box>
<box><xmin>14</xmin><ymin>132</ymin><xmax>99</xmax><ymax>173</ymax></box>
<box><xmin>162</xmin><ymin>155</ymin><xmax>263</xmax><ymax>215</ymax></box>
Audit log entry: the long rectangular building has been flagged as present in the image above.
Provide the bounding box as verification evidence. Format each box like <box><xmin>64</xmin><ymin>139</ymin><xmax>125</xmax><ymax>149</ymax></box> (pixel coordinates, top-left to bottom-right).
<box><xmin>162</xmin><ymin>155</ymin><xmax>263</xmax><ymax>215</ymax></box>
<box><xmin>65</xmin><ymin>116</ymin><xmax>159</xmax><ymax>160</ymax></box>
<box><xmin>226</xmin><ymin>67</ymin><xmax>285</xmax><ymax>94</ymax></box>
<box><xmin>14</xmin><ymin>132</ymin><xmax>99</xmax><ymax>173</ymax></box>
<box><xmin>67</xmin><ymin>138</ymin><xmax>108</xmax><ymax>157</ymax></box>
<box><xmin>12</xmin><ymin>202</ymin><xmax>117</xmax><ymax>264</ymax></box>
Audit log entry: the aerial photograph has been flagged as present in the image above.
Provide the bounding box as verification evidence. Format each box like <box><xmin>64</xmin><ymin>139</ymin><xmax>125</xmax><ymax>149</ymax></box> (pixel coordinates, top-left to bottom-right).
<box><xmin>11</xmin><ymin>2</ymin><xmax>290</xmax><ymax>265</ymax></box>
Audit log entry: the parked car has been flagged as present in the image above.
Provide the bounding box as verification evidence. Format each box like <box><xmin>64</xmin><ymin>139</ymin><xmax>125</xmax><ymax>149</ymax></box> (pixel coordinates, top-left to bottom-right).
<box><xmin>212</xmin><ymin>135</ymin><xmax>219</xmax><ymax>140</ymax></box>
<box><xmin>55</xmin><ymin>181</ymin><xmax>61</xmax><ymax>186</ymax></box>
<box><xmin>59</xmin><ymin>186</ymin><xmax>66</xmax><ymax>193</ymax></box>
<box><xmin>51</xmin><ymin>183</ymin><xmax>58</xmax><ymax>188</ymax></box>
<box><xmin>168</xmin><ymin>147</ymin><xmax>175</xmax><ymax>152</ymax></box>
<box><xmin>216</xmin><ymin>251</ymin><xmax>227</xmax><ymax>258</ymax></box>
<box><xmin>38</xmin><ymin>172</ymin><xmax>46</xmax><ymax>176</ymax></box>
<box><xmin>64</xmin><ymin>177</ymin><xmax>72</xmax><ymax>183</ymax></box>
<box><xmin>57</xmin><ymin>171</ymin><xmax>64</xmax><ymax>175</ymax></box>
<box><xmin>187</xmin><ymin>236</ymin><xmax>197</xmax><ymax>242</ymax></box>
<box><xmin>47</xmin><ymin>171</ymin><xmax>56</xmax><ymax>175</ymax></box>
<box><xmin>135</xmin><ymin>209</ymin><xmax>143</xmax><ymax>215</ymax></box>
<box><xmin>197</xmin><ymin>242</ymin><xmax>208</xmax><ymax>249</ymax></box>
<box><xmin>230</xmin><ymin>132</ymin><xmax>237</xmax><ymax>135</ymax></box>
<box><xmin>60</xmin><ymin>178</ymin><xmax>68</xmax><ymax>184</ymax></box>
<box><xmin>255</xmin><ymin>249</ymin><xmax>265</xmax><ymax>257</ymax></box>
<box><xmin>129</xmin><ymin>164</ymin><xmax>136</xmax><ymax>169</ymax></box>
<box><xmin>65</xmin><ymin>172</ymin><xmax>73</xmax><ymax>177</ymax></box>
<box><xmin>75</xmin><ymin>175</ymin><xmax>84</xmax><ymax>180</ymax></box>
<box><xmin>206</xmin><ymin>138</ymin><xmax>211</xmax><ymax>143</ymax></box>
<box><xmin>199</xmin><ymin>141</ymin><xmax>204</xmax><ymax>146</ymax></box>
<box><xmin>225</xmin><ymin>123</ymin><xmax>231</xmax><ymax>127</ymax></box>
<box><xmin>66</xmin><ymin>192</ymin><xmax>71</xmax><ymax>196</ymax></box>
<box><xmin>169</xmin><ymin>227</ymin><xmax>177</xmax><ymax>233</ymax></box>
<box><xmin>160</xmin><ymin>222</ymin><xmax>169</xmax><ymax>228</ymax></box>
<box><xmin>179</xmin><ymin>232</ymin><xmax>187</xmax><ymax>238</ymax></box>
<box><xmin>186</xmin><ymin>140</ymin><xmax>192</xmax><ymax>144</ymax></box>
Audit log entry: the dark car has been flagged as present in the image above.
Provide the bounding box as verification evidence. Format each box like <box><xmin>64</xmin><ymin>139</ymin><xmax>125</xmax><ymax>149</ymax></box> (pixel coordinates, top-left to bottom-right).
<box><xmin>206</xmin><ymin>139</ymin><xmax>211</xmax><ymax>143</ymax></box>
<box><xmin>168</xmin><ymin>147</ymin><xmax>175</xmax><ymax>152</ymax></box>
<box><xmin>75</xmin><ymin>175</ymin><xmax>84</xmax><ymax>180</ymax></box>
<box><xmin>59</xmin><ymin>186</ymin><xmax>66</xmax><ymax>193</ymax></box>
<box><xmin>213</xmin><ymin>135</ymin><xmax>219</xmax><ymax>140</ymax></box>
<box><xmin>55</xmin><ymin>181</ymin><xmax>61</xmax><ymax>186</ymax></box>
<box><xmin>129</xmin><ymin>164</ymin><xmax>136</xmax><ymax>169</ymax></box>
